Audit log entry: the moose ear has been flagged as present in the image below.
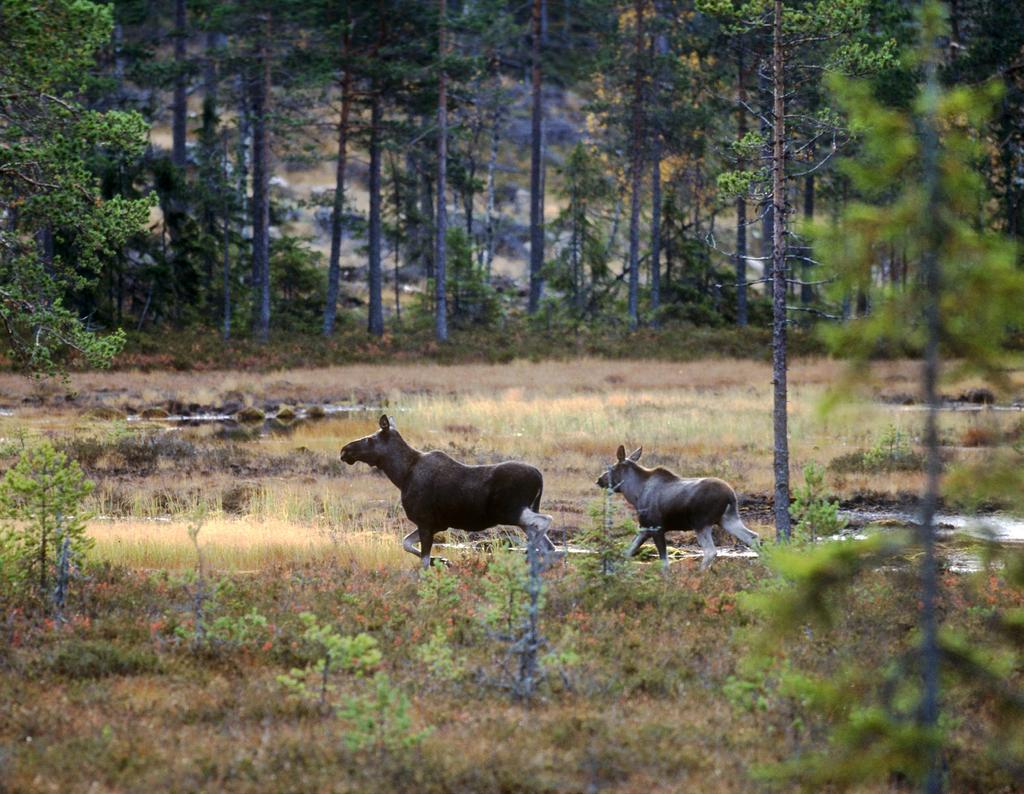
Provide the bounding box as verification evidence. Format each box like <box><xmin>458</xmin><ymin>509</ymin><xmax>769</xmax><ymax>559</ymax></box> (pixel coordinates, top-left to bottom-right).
<box><xmin>379</xmin><ymin>414</ymin><xmax>391</xmax><ymax>432</ymax></box>
<box><xmin>616</xmin><ymin>445</ymin><xmax>626</xmax><ymax>462</ymax></box>
<box><xmin>628</xmin><ymin>446</ymin><xmax>643</xmax><ymax>462</ymax></box>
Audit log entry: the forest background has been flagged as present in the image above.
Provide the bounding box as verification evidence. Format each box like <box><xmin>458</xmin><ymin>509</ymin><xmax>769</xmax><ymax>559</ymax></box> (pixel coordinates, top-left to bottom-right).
<box><xmin>4</xmin><ymin>0</ymin><xmax>1022</xmax><ymax>372</ymax></box>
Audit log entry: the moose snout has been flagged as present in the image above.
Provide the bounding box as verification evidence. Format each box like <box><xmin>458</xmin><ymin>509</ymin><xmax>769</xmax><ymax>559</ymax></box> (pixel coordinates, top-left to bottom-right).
<box><xmin>596</xmin><ymin>475</ymin><xmax>608</xmax><ymax>488</ymax></box>
<box><xmin>340</xmin><ymin>445</ymin><xmax>356</xmax><ymax>464</ymax></box>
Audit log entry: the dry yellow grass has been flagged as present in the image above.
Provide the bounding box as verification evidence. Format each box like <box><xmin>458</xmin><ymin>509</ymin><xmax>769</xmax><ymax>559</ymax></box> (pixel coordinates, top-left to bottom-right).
<box><xmin>5</xmin><ymin>356</ymin><xmax>1021</xmax><ymax>413</ymax></box>
<box><xmin>86</xmin><ymin>515</ymin><xmax>434</xmax><ymax>570</ymax></box>
<box><xmin>0</xmin><ymin>357</ymin><xmax>942</xmax><ymax>408</ymax></box>
<box><xmin>6</xmin><ymin>356</ymin><xmax>1023</xmax><ymax>570</ymax></box>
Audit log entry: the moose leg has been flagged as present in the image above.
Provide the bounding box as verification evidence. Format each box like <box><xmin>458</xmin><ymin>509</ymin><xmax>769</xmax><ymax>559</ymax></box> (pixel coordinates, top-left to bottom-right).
<box><xmin>402</xmin><ymin>529</ymin><xmax>421</xmax><ymax>558</ymax></box>
<box><xmin>518</xmin><ymin>507</ymin><xmax>556</xmax><ymax>552</ymax></box>
<box><xmin>651</xmin><ymin>530</ymin><xmax>669</xmax><ymax>570</ymax></box>
<box><xmin>625</xmin><ymin>531</ymin><xmax>646</xmax><ymax>557</ymax></box>
<box><xmin>696</xmin><ymin>527</ymin><xmax>717</xmax><ymax>571</ymax></box>
<box><xmin>626</xmin><ymin>528</ymin><xmax>654</xmax><ymax>558</ymax></box>
<box><xmin>721</xmin><ymin>503</ymin><xmax>760</xmax><ymax>549</ymax></box>
<box><xmin>405</xmin><ymin>526</ymin><xmax>436</xmax><ymax>569</ymax></box>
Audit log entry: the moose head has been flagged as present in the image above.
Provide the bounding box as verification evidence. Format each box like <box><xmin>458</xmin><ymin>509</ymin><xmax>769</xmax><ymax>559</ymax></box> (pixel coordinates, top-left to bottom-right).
<box><xmin>340</xmin><ymin>414</ymin><xmax>402</xmax><ymax>468</ymax></box>
<box><xmin>595</xmin><ymin>444</ymin><xmax>643</xmax><ymax>491</ymax></box>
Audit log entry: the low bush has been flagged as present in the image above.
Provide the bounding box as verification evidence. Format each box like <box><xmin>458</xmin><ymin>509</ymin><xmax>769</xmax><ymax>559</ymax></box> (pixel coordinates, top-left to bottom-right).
<box><xmin>48</xmin><ymin>639</ymin><xmax>159</xmax><ymax>679</ymax></box>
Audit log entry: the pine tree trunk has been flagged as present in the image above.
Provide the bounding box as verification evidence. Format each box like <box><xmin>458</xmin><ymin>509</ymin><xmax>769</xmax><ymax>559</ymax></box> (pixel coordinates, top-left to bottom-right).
<box><xmin>222</xmin><ymin>128</ymin><xmax>231</xmax><ymax>341</ymax></box>
<box><xmin>605</xmin><ymin>189</ymin><xmax>623</xmax><ymax>264</ymax></box>
<box><xmin>771</xmin><ymin>0</ymin><xmax>791</xmax><ymax>540</ymax></box>
<box><xmin>801</xmin><ymin>170</ymin><xmax>814</xmax><ymax>304</ymax></box>
<box><xmin>570</xmin><ymin>178</ymin><xmax>581</xmax><ymax>311</ymax></box>
<box><xmin>203</xmin><ymin>31</ymin><xmax>224</xmax><ymax>104</ymax></box>
<box><xmin>234</xmin><ymin>73</ymin><xmax>251</xmax><ymax>225</ymax></box>
<box><xmin>627</xmin><ymin>169</ymin><xmax>642</xmax><ymax>330</ymax></box>
<box><xmin>172</xmin><ymin>0</ymin><xmax>188</xmax><ymax>169</ymax></box>
<box><xmin>918</xmin><ymin>57</ymin><xmax>944</xmax><ymax>794</ymax></box>
<box><xmin>650</xmin><ymin>148</ymin><xmax>661</xmax><ymax>325</ymax></box>
<box><xmin>201</xmin><ymin>31</ymin><xmax>224</xmax><ymax>306</ymax></box>
<box><xmin>649</xmin><ymin>5</ymin><xmax>667</xmax><ymax>326</ymax></box>
<box><xmin>483</xmin><ymin>103</ymin><xmax>501</xmax><ymax>282</ymax></box>
<box><xmin>420</xmin><ymin>133</ymin><xmax>436</xmax><ymax>284</ymax></box>
<box><xmin>323</xmin><ymin>26</ymin><xmax>353</xmax><ymax>337</ymax></box>
<box><xmin>249</xmin><ymin>16</ymin><xmax>271</xmax><ymax>344</ymax></box>
<box><xmin>735</xmin><ymin>46</ymin><xmax>748</xmax><ymax>326</ymax></box>
<box><xmin>626</xmin><ymin>0</ymin><xmax>645</xmax><ymax>331</ymax></box>
<box><xmin>435</xmin><ymin>0</ymin><xmax>449</xmax><ymax>342</ymax></box>
<box><xmin>367</xmin><ymin>91</ymin><xmax>384</xmax><ymax>336</ymax></box>
<box><xmin>759</xmin><ymin>63</ymin><xmax>773</xmax><ymax>264</ymax></box>
<box><xmin>112</xmin><ymin>23</ymin><xmax>127</xmax><ymax>106</ymax></box>
<box><xmin>390</xmin><ymin>156</ymin><xmax>403</xmax><ymax>323</ymax></box>
<box><xmin>527</xmin><ymin>0</ymin><xmax>544</xmax><ymax>313</ymax></box>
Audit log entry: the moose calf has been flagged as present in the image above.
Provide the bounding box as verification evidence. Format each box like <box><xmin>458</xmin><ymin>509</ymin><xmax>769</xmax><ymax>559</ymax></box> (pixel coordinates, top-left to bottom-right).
<box><xmin>597</xmin><ymin>445</ymin><xmax>759</xmax><ymax>570</ymax></box>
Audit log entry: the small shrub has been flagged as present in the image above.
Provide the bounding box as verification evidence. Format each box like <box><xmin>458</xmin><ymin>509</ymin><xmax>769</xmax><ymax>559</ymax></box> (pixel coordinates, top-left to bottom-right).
<box><xmin>863</xmin><ymin>425</ymin><xmax>921</xmax><ymax>470</ymax></box>
<box><xmin>0</xmin><ymin>441</ymin><xmax>94</xmax><ymax>602</ymax></box>
<box><xmin>790</xmin><ymin>462</ymin><xmax>847</xmax><ymax>543</ymax></box>
<box><xmin>960</xmin><ymin>425</ymin><xmax>999</xmax><ymax>448</ymax></box>
<box><xmin>339</xmin><ymin>672</ymin><xmax>432</xmax><ymax>753</ymax></box>
<box><xmin>208</xmin><ymin>608</ymin><xmax>269</xmax><ymax>647</ymax></box>
<box><xmin>49</xmin><ymin>639</ymin><xmax>159</xmax><ymax>679</ymax></box>
<box><xmin>415</xmin><ymin>626</ymin><xmax>464</xmax><ymax>683</ymax></box>
<box><xmin>479</xmin><ymin>547</ymin><xmax>532</xmax><ymax>637</ymax></box>
<box><xmin>56</xmin><ymin>436</ymin><xmax>107</xmax><ymax>469</ymax></box>
<box><xmin>829</xmin><ymin>425</ymin><xmax>924</xmax><ymax>473</ymax></box>
<box><xmin>413</xmin><ymin>567</ymin><xmax>469</xmax><ymax>683</ymax></box>
<box><xmin>278</xmin><ymin>612</ymin><xmax>381</xmax><ymax>710</ymax></box>
<box><xmin>114</xmin><ymin>433</ymin><xmax>197</xmax><ymax>471</ymax></box>
<box><xmin>574</xmin><ymin>497</ymin><xmax>632</xmax><ymax>581</ymax></box>
<box><xmin>277</xmin><ymin>612</ymin><xmax>430</xmax><ymax>752</ymax></box>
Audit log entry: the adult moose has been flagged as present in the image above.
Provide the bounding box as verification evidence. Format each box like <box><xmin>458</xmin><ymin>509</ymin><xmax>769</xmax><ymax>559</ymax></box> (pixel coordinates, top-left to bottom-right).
<box><xmin>596</xmin><ymin>445</ymin><xmax>759</xmax><ymax>570</ymax></box>
<box><xmin>340</xmin><ymin>415</ymin><xmax>555</xmax><ymax>568</ymax></box>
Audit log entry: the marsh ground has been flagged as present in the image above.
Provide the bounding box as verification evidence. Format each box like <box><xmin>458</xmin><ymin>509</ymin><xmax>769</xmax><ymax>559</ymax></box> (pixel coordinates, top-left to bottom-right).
<box><xmin>1</xmin><ymin>357</ymin><xmax>1023</xmax><ymax>792</ymax></box>
<box><xmin>1</xmin><ymin>356</ymin><xmax>1021</xmax><ymax>568</ymax></box>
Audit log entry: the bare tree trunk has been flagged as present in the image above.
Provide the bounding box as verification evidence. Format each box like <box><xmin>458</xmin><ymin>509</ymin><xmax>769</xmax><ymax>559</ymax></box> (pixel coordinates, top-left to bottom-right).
<box><xmin>649</xmin><ymin>6</ymin><xmax>667</xmax><ymax>326</ymax></box>
<box><xmin>234</xmin><ymin>73</ymin><xmax>251</xmax><ymax>226</ymax></box>
<box><xmin>323</xmin><ymin>25</ymin><xmax>353</xmax><ymax>337</ymax></box>
<box><xmin>172</xmin><ymin>0</ymin><xmax>188</xmax><ymax>169</ymax></box>
<box><xmin>420</xmin><ymin>128</ymin><xmax>436</xmax><ymax>284</ymax></box>
<box><xmin>201</xmin><ymin>30</ymin><xmax>224</xmax><ymax>307</ymax></box>
<box><xmin>517</xmin><ymin>529</ymin><xmax>546</xmax><ymax>701</ymax></box>
<box><xmin>435</xmin><ymin>0</ymin><xmax>449</xmax><ymax>342</ymax></box>
<box><xmin>483</xmin><ymin>103</ymin><xmax>501</xmax><ymax>282</ymax></box>
<box><xmin>368</xmin><ymin>90</ymin><xmax>384</xmax><ymax>337</ymax></box>
<box><xmin>605</xmin><ymin>188</ymin><xmax>623</xmax><ymax>263</ymax></box>
<box><xmin>627</xmin><ymin>169</ymin><xmax>642</xmax><ymax>330</ymax></box>
<box><xmin>759</xmin><ymin>63</ymin><xmax>773</xmax><ymax>263</ymax></box>
<box><xmin>570</xmin><ymin>177</ymin><xmax>582</xmax><ymax>311</ymax></box>
<box><xmin>918</xmin><ymin>56</ymin><xmax>944</xmax><ymax>794</ymax></box>
<box><xmin>771</xmin><ymin>0</ymin><xmax>791</xmax><ymax>541</ymax></box>
<box><xmin>391</xmin><ymin>157</ymin><xmax>402</xmax><ymax>324</ymax></box>
<box><xmin>112</xmin><ymin>23</ymin><xmax>127</xmax><ymax>106</ymax></box>
<box><xmin>203</xmin><ymin>31</ymin><xmax>224</xmax><ymax>104</ymax></box>
<box><xmin>627</xmin><ymin>0</ymin><xmax>645</xmax><ymax>331</ymax></box>
<box><xmin>249</xmin><ymin>15</ymin><xmax>271</xmax><ymax>344</ymax></box>
<box><xmin>735</xmin><ymin>46</ymin><xmax>749</xmax><ymax>326</ymax></box>
<box><xmin>222</xmin><ymin>129</ymin><xmax>231</xmax><ymax>340</ymax></box>
<box><xmin>801</xmin><ymin>169</ymin><xmax>814</xmax><ymax>304</ymax></box>
<box><xmin>650</xmin><ymin>145</ymin><xmax>661</xmax><ymax>325</ymax></box>
<box><xmin>527</xmin><ymin>0</ymin><xmax>544</xmax><ymax>313</ymax></box>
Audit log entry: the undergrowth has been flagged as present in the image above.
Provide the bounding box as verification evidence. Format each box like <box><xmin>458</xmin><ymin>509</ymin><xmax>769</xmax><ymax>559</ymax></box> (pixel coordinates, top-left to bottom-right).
<box><xmin>2</xmin><ymin>552</ymin><xmax>1017</xmax><ymax>793</ymax></box>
